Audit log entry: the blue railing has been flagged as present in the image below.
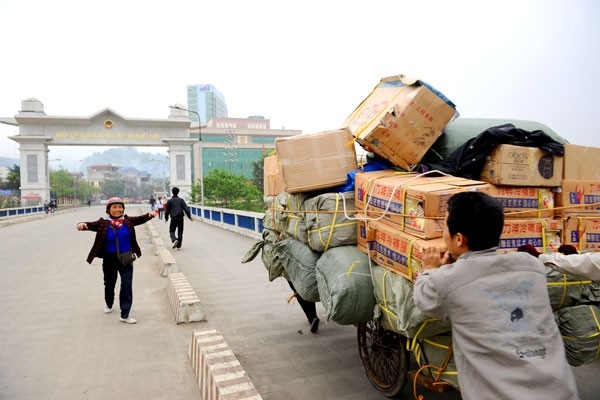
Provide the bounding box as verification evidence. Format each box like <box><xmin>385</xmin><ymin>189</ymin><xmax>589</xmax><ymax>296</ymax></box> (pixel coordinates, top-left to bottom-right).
<box><xmin>189</xmin><ymin>204</ymin><xmax>263</xmax><ymax>240</ymax></box>
<box><xmin>0</xmin><ymin>206</ymin><xmax>44</xmax><ymax>219</ymax></box>
<box><xmin>0</xmin><ymin>203</ymin><xmax>265</xmax><ymax>240</ymax></box>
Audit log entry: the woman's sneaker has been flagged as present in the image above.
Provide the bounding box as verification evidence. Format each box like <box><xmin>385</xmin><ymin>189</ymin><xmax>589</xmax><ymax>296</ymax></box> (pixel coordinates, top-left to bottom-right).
<box><xmin>104</xmin><ymin>307</ymin><xmax>113</xmax><ymax>314</ymax></box>
<box><xmin>120</xmin><ymin>316</ymin><xmax>137</xmax><ymax>324</ymax></box>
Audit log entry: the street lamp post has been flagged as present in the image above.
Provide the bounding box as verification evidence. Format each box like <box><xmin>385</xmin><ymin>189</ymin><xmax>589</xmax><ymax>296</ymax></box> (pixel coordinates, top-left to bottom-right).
<box><xmin>151</xmin><ymin>158</ymin><xmax>166</xmax><ymax>193</ymax></box>
<box><xmin>169</xmin><ymin>104</ymin><xmax>204</xmax><ymax>206</ymax></box>
<box><xmin>73</xmin><ymin>159</ymin><xmax>83</xmax><ymax>205</ymax></box>
<box><xmin>48</xmin><ymin>158</ymin><xmax>61</xmax><ymax>204</ymax></box>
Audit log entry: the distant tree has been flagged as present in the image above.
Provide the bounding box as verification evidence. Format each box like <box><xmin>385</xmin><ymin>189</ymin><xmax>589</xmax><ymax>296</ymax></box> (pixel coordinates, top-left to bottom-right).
<box><xmin>250</xmin><ymin>155</ymin><xmax>266</xmax><ymax>194</ymax></box>
<box><xmin>49</xmin><ymin>169</ymin><xmax>74</xmax><ymax>199</ymax></box>
<box><xmin>102</xmin><ymin>180</ymin><xmax>126</xmax><ymax>198</ymax></box>
<box><xmin>190</xmin><ymin>168</ymin><xmax>262</xmax><ymax>211</ymax></box>
<box><xmin>5</xmin><ymin>164</ymin><xmax>20</xmax><ymax>190</ymax></box>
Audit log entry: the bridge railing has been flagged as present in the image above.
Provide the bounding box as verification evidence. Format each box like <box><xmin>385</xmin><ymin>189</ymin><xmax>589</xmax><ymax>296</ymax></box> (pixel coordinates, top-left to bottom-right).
<box><xmin>0</xmin><ymin>203</ymin><xmax>265</xmax><ymax>240</ymax></box>
<box><xmin>0</xmin><ymin>205</ymin><xmax>45</xmax><ymax>219</ymax></box>
<box><xmin>189</xmin><ymin>204</ymin><xmax>263</xmax><ymax>240</ymax></box>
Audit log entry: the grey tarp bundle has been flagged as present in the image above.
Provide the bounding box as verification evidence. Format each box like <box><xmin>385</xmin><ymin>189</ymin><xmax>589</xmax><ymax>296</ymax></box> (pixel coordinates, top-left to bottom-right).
<box><xmin>371</xmin><ymin>263</ymin><xmax>450</xmax><ymax>338</ymax></box>
<box><xmin>412</xmin><ymin>334</ymin><xmax>459</xmax><ymax>390</ymax></box>
<box><xmin>283</xmin><ymin>192</ymin><xmax>309</xmax><ymax>244</ymax></box>
<box><xmin>241</xmin><ymin>228</ymin><xmax>288</xmax><ymax>282</ymax></box>
<box><xmin>545</xmin><ymin>265</ymin><xmax>597</xmax><ymax>311</ymax></box>
<box><xmin>315</xmin><ymin>246</ymin><xmax>375</xmax><ymax>325</ymax></box>
<box><xmin>304</xmin><ymin>192</ymin><xmax>357</xmax><ymax>253</ymax></box>
<box><xmin>556</xmin><ymin>304</ymin><xmax>600</xmax><ymax>366</ymax></box>
<box><xmin>263</xmin><ymin>192</ymin><xmax>310</xmax><ymax>243</ymax></box>
<box><xmin>262</xmin><ymin>195</ymin><xmax>286</xmax><ymax>234</ymax></box>
<box><xmin>273</xmin><ymin>237</ymin><xmax>320</xmax><ymax>302</ymax></box>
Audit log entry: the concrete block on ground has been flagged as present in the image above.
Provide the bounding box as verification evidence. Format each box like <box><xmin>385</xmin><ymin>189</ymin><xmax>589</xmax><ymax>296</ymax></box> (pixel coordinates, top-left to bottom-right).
<box><xmin>166</xmin><ymin>272</ymin><xmax>205</xmax><ymax>324</ymax></box>
<box><xmin>189</xmin><ymin>329</ymin><xmax>262</xmax><ymax>400</ymax></box>
<box><xmin>157</xmin><ymin>247</ymin><xmax>178</xmax><ymax>277</ymax></box>
<box><xmin>152</xmin><ymin>236</ymin><xmax>165</xmax><ymax>255</ymax></box>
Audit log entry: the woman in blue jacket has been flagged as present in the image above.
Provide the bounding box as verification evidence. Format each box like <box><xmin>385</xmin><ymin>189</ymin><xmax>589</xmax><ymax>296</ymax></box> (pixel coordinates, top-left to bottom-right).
<box><xmin>77</xmin><ymin>197</ymin><xmax>155</xmax><ymax>324</ymax></box>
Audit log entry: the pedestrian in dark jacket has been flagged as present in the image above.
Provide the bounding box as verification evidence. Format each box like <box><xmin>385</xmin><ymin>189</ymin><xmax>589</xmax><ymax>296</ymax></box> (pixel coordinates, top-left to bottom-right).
<box><xmin>165</xmin><ymin>187</ymin><xmax>193</xmax><ymax>250</ymax></box>
<box><xmin>76</xmin><ymin>197</ymin><xmax>155</xmax><ymax>324</ymax></box>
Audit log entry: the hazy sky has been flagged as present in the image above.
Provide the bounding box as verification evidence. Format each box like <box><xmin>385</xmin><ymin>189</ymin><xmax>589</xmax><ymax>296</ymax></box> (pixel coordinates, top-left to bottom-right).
<box><xmin>1</xmin><ymin>0</ymin><xmax>599</xmax><ymax>167</ymax></box>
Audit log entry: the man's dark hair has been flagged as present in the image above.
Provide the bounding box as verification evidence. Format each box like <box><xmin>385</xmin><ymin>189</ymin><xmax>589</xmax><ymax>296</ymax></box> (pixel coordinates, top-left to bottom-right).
<box><xmin>172</xmin><ymin>187</ymin><xmax>180</xmax><ymax>196</ymax></box>
<box><xmin>446</xmin><ymin>191</ymin><xmax>504</xmax><ymax>251</ymax></box>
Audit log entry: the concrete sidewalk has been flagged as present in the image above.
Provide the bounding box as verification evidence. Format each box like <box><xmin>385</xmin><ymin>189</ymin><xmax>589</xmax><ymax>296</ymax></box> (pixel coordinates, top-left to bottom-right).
<box><xmin>0</xmin><ymin>208</ymin><xmax>201</xmax><ymax>399</ymax></box>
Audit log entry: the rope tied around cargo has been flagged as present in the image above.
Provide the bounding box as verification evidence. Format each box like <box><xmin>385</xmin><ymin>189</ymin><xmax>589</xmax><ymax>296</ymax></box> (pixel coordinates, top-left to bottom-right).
<box><xmin>339</xmin><ymin>169</ymin><xmax>456</xmax><ymax>223</ymax></box>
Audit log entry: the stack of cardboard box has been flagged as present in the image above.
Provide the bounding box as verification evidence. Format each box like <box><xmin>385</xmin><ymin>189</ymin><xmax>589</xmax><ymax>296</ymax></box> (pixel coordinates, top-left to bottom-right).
<box><xmin>556</xmin><ymin>144</ymin><xmax>600</xmax><ymax>251</ymax></box>
<box><xmin>478</xmin><ymin>143</ymin><xmax>600</xmax><ymax>253</ymax></box>
<box><xmin>263</xmin><ymin>74</ymin><xmax>461</xmax><ymax>282</ymax></box>
<box><xmin>260</xmin><ymin>70</ymin><xmax>600</xmax><ymax>300</ymax></box>
<box><xmin>478</xmin><ymin>144</ymin><xmax>565</xmax><ymax>253</ymax></box>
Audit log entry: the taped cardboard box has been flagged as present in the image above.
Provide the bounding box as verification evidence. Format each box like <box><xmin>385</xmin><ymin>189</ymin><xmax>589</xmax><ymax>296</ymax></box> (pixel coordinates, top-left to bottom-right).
<box><xmin>499</xmin><ymin>218</ymin><xmax>563</xmax><ymax>253</ymax></box>
<box><xmin>342</xmin><ymin>74</ymin><xmax>458</xmax><ymax>171</ymax></box>
<box><xmin>357</xmin><ymin>171</ymin><xmax>490</xmax><ymax>239</ymax></box>
<box><xmin>354</xmin><ymin>169</ymin><xmax>418</xmax><ymax>210</ymax></box>
<box><xmin>555</xmin><ymin>180</ymin><xmax>600</xmax><ymax>216</ymax></box>
<box><xmin>562</xmin><ymin>216</ymin><xmax>600</xmax><ymax>252</ymax></box>
<box><xmin>480</xmin><ymin>144</ymin><xmax>563</xmax><ymax>187</ymax></box>
<box><xmin>263</xmin><ymin>155</ymin><xmax>285</xmax><ymax>196</ymax></box>
<box><xmin>275</xmin><ymin>128</ymin><xmax>357</xmax><ymax>193</ymax></box>
<box><xmin>371</xmin><ymin>219</ymin><xmax>446</xmax><ymax>281</ymax></box>
<box><xmin>563</xmin><ymin>144</ymin><xmax>600</xmax><ymax>180</ymax></box>
<box><xmin>487</xmin><ymin>185</ymin><xmax>555</xmax><ymax>219</ymax></box>
<box><xmin>356</xmin><ymin>213</ymin><xmax>376</xmax><ymax>256</ymax></box>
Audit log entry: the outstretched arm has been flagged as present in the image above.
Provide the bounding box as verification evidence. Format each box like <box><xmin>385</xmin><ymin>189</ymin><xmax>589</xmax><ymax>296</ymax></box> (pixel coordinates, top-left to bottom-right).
<box><xmin>539</xmin><ymin>252</ymin><xmax>600</xmax><ymax>281</ymax></box>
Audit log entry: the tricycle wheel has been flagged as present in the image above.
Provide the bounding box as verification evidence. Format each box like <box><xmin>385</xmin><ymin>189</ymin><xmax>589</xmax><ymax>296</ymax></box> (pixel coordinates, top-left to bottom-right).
<box><xmin>357</xmin><ymin>320</ymin><xmax>409</xmax><ymax>398</ymax></box>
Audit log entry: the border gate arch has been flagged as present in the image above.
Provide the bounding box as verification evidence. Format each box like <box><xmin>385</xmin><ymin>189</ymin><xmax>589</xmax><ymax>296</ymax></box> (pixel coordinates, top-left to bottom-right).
<box><xmin>2</xmin><ymin>98</ymin><xmax>198</xmax><ymax>205</ymax></box>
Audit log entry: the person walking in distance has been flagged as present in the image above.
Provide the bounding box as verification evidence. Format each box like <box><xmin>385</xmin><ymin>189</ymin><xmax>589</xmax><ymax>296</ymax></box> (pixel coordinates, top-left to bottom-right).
<box><xmin>76</xmin><ymin>197</ymin><xmax>156</xmax><ymax>324</ymax></box>
<box><xmin>165</xmin><ymin>187</ymin><xmax>193</xmax><ymax>250</ymax></box>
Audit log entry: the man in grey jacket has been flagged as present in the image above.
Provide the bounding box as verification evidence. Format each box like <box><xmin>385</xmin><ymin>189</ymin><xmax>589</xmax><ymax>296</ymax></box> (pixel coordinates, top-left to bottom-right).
<box><xmin>413</xmin><ymin>192</ymin><xmax>579</xmax><ymax>400</ymax></box>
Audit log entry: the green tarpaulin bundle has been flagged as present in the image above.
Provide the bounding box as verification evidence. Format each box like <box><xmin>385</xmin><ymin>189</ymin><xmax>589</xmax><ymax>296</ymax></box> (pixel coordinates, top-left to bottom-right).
<box><xmin>241</xmin><ymin>228</ymin><xmax>288</xmax><ymax>282</ymax></box>
<box><xmin>556</xmin><ymin>304</ymin><xmax>600</xmax><ymax>366</ymax></box>
<box><xmin>273</xmin><ymin>237</ymin><xmax>320</xmax><ymax>302</ymax></box>
<box><xmin>545</xmin><ymin>265</ymin><xmax>596</xmax><ymax>311</ymax></box>
<box><xmin>371</xmin><ymin>263</ymin><xmax>450</xmax><ymax>338</ymax></box>
<box><xmin>263</xmin><ymin>192</ymin><xmax>310</xmax><ymax>242</ymax></box>
<box><xmin>315</xmin><ymin>246</ymin><xmax>375</xmax><ymax>325</ymax></box>
<box><xmin>412</xmin><ymin>334</ymin><xmax>459</xmax><ymax>391</ymax></box>
<box><xmin>305</xmin><ymin>191</ymin><xmax>357</xmax><ymax>253</ymax></box>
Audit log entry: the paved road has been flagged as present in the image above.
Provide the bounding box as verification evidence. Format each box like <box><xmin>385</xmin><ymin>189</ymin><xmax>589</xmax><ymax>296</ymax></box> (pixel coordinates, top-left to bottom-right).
<box><xmin>0</xmin><ymin>206</ymin><xmax>598</xmax><ymax>400</ymax></box>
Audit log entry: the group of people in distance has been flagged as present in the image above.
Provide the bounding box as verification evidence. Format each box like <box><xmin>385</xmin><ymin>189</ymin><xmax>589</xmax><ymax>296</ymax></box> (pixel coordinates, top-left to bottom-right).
<box><xmin>75</xmin><ymin>186</ymin><xmax>599</xmax><ymax>399</ymax></box>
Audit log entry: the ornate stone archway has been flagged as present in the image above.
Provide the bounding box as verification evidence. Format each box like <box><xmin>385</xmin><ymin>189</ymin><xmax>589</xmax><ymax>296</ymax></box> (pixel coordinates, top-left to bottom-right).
<box><xmin>2</xmin><ymin>98</ymin><xmax>198</xmax><ymax>204</ymax></box>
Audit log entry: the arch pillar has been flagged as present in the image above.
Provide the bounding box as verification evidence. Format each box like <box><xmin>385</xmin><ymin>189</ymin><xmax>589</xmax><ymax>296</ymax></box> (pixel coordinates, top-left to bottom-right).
<box><xmin>13</xmin><ymin>137</ymin><xmax>53</xmax><ymax>205</ymax></box>
<box><xmin>164</xmin><ymin>139</ymin><xmax>198</xmax><ymax>199</ymax></box>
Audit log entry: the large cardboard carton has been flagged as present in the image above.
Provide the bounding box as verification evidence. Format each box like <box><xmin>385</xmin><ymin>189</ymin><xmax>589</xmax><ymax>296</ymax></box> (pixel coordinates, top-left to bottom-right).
<box><xmin>563</xmin><ymin>144</ymin><xmax>600</xmax><ymax>180</ymax></box>
<box><xmin>562</xmin><ymin>216</ymin><xmax>600</xmax><ymax>251</ymax></box>
<box><xmin>371</xmin><ymin>219</ymin><xmax>446</xmax><ymax>281</ymax></box>
<box><xmin>499</xmin><ymin>218</ymin><xmax>563</xmax><ymax>253</ymax></box>
<box><xmin>275</xmin><ymin>128</ymin><xmax>357</xmax><ymax>193</ymax></box>
<box><xmin>263</xmin><ymin>155</ymin><xmax>285</xmax><ymax>196</ymax></box>
<box><xmin>354</xmin><ymin>169</ymin><xmax>418</xmax><ymax>211</ymax></box>
<box><xmin>342</xmin><ymin>75</ymin><xmax>458</xmax><ymax>171</ymax></box>
<box><xmin>356</xmin><ymin>213</ymin><xmax>376</xmax><ymax>256</ymax></box>
<box><xmin>358</xmin><ymin>171</ymin><xmax>489</xmax><ymax>239</ymax></box>
<box><xmin>555</xmin><ymin>180</ymin><xmax>600</xmax><ymax>216</ymax></box>
<box><xmin>487</xmin><ymin>185</ymin><xmax>555</xmax><ymax>219</ymax></box>
<box><xmin>480</xmin><ymin>144</ymin><xmax>563</xmax><ymax>187</ymax></box>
